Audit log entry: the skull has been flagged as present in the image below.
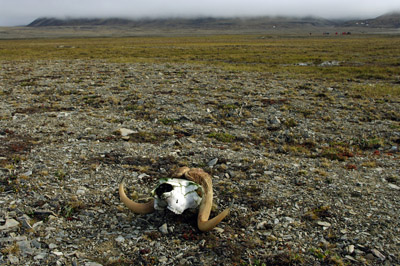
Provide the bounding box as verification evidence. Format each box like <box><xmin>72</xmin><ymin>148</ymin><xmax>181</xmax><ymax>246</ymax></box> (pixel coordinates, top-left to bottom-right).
<box><xmin>152</xmin><ymin>178</ymin><xmax>203</xmax><ymax>214</ymax></box>
<box><xmin>119</xmin><ymin>167</ymin><xmax>229</xmax><ymax>231</ymax></box>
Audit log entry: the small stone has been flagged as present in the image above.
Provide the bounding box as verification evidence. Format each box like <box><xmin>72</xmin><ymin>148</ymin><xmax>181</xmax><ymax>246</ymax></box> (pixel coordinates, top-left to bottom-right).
<box><xmin>19</xmin><ymin>217</ymin><xmax>33</xmax><ymax>230</ymax></box>
<box><xmin>117</xmin><ymin>128</ymin><xmax>136</xmax><ymax>137</ymax></box>
<box><xmin>138</xmin><ymin>173</ymin><xmax>150</xmax><ymax>179</ymax></box>
<box><xmin>32</xmin><ymin>221</ymin><xmax>44</xmax><ymax>229</ymax></box>
<box><xmin>18</xmin><ymin>240</ymin><xmax>33</xmax><ymax>255</ymax></box>
<box><xmin>256</xmin><ymin>221</ymin><xmax>268</xmax><ymax>230</ymax></box>
<box><xmin>49</xmin><ymin>243</ymin><xmax>58</xmax><ymax>249</ymax></box>
<box><xmin>187</xmin><ymin>137</ymin><xmax>196</xmax><ymax>143</ymax></box>
<box><xmin>31</xmin><ymin>239</ymin><xmax>42</xmax><ymax>249</ymax></box>
<box><xmin>208</xmin><ymin>158</ymin><xmax>218</xmax><ymax>167</ymax></box>
<box><xmin>270</xmin><ymin>116</ymin><xmax>281</xmax><ymax>125</ymax></box>
<box><xmin>34</xmin><ymin>253</ymin><xmax>48</xmax><ymax>260</ymax></box>
<box><xmin>389</xmin><ymin>145</ymin><xmax>398</xmax><ymax>152</ymax></box>
<box><xmin>0</xmin><ymin>219</ymin><xmax>20</xmax><ymax>231</ymax></box>
<box><xmin>317</xmin><ymin>221</ymin><xmax>331</xmax><ymax>228</ymax></box>
<box><xmin>344</xmin><ymin>255</ymin><xmax>357</xmax><ymax>262</ymax></box>
<box><xmin>22</xmin><ymin>170</ymin><xmax>32</xmax><ymax>176</ymax></box>
<box><xmin>76</xmin><ymin>187</ymin><xmax>86</xmax><ymax>195</ymax></box>
<box><xmin>283</xmin><ymin>217</ymin><xmax>294</xmax><ymax>223</ymax></box>
<box><xmin>371</xmin><ymin>249</ymin><xmax>385</xmax><ymax>260</ymax></box>
<box><xmin>168</xmin><ymin>225</ymin><xmax>174</xmax><ymax>233</ymax></box>
<box><xmin>213</xmin><ymin>227</ymin><xmax>224</xmax><ymax>234</ymax></box>
<box><xmin>158</xmin><ymin>256</ymin><xmax>168</xmax><ymax>263</ymax></box>
<box><xmin>346</xmin><ymin>245</ymin><xmax>355</xmax><ymax>254</ymax></box>
<box><xmin>159</xmin><ymin>223</ymin><xmax>168</xmax><ymax>234</ymax></box>
<box><xmin>85</xmin><ymin>262</ymin><xmax>103</xmax><ymax>266</ymax></box>
<box><xmin>34</xmin><ymin>210</ymin><xmax>57</xmax><ymax>218</ymax></box>
<box><xmin>52</xmin><ymin>251</ymin><xmax>63</xmax><ymax>256</ymax></box>
<box><xmin>388</xmin><ymin>183</ymin><xmax>400</xmax><ymax>190</ymax></box>
<box><xmin>365</xmin><ymin>253</ymin><xmax>375</xmax><ymax>260</ymax></box>
<box><xmin>8</xmin><ymin>254</ymin><xmax>19</xmax><ymax>264</ymax></box>
<box><xmin>115</xmin><ymin>235</ymin><xmax>125</xmax><ymax>243</ymax></box>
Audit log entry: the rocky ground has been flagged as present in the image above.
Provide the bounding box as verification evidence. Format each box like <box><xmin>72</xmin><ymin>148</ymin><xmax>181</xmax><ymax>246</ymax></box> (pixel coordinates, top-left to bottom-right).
<box><xmin>0</xmin><ymin>60</ymin><xmax>399</xmax><ymax>265</ymax></box>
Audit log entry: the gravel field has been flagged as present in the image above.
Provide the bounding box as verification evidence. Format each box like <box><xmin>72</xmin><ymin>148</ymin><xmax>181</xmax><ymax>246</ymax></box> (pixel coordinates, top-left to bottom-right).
<box><xmin>0</xmin><ymin>60</ymin><xmax>399</xmax><ymax>265</ymax></box>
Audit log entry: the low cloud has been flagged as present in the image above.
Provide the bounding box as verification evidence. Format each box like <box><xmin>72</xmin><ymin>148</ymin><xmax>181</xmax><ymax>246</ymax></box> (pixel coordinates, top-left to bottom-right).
<box><xmin>1</xmin><ymin>0</ymin><xmax>399</xmax><ymax>26</ymax></box>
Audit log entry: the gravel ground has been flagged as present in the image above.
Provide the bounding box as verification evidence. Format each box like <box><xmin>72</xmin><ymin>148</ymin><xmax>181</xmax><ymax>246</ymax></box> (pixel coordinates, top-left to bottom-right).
<box><xmin>1</xmin><ymin>60</ymin><xmax>399</xmax><ymax>265</ymax></box>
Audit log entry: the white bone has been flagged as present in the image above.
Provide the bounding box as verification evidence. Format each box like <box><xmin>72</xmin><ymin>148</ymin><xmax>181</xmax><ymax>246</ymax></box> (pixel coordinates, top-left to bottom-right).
<box><xmin>152</xmin><ymin>178</ymin><xmax>203</xmax><ymax>214</ymax></box>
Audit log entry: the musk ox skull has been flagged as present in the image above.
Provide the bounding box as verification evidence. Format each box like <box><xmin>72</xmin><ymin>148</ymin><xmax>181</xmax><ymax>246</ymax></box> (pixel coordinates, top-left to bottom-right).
<box><xmin>152</xmin><ymin>178</ymin><xmax>203</xmax><ymax>214</ymax></box>
<box><xmin>119</xmin><ymin>167</ymin><xmax>229</xmax><ymax>232</ymax></box>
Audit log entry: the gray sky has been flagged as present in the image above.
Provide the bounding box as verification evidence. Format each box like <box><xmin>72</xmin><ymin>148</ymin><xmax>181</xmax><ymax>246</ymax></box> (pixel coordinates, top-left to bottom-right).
<box><xmin>1</xmin><ymin>0</ymin><xmax>399</xmax><ymax>26</ymax></box>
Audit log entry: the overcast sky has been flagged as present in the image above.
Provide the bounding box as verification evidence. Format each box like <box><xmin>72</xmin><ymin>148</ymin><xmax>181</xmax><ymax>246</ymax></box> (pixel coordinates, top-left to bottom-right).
<box><xmin>1</xmin><ymin>0</ymin><xmax>399</xmax><ymax>26</ymax></box>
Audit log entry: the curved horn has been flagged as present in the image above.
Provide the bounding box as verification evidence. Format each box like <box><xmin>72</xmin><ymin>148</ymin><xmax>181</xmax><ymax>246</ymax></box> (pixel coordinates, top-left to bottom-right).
<box><xmin>175</xmin><ymin>167</ymin><xmax>229</xmax><ymax>232</ymax></box>
<box><xmin>119</xmin><ymin>183</ymin><xmax>155</xmax><ymax>214</ymax></box>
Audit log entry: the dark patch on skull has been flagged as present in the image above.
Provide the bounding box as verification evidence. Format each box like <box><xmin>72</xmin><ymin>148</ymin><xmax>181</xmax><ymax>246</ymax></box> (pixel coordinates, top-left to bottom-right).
<box><xmin>155</xmin><ymin>183</ymin><xmax>173</xmax><ymax>198</ymax></box>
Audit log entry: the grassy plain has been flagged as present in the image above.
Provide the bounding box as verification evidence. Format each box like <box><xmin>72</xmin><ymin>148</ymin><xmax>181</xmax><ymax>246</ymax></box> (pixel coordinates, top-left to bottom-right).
<box><xmin>1</xmin><ymin>34</ymin><xmax>400</xmax><ymax>97</ymax></box>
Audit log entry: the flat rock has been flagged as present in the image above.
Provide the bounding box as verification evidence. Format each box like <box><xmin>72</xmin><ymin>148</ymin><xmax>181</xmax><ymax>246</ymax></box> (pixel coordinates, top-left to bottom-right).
<box><xmin>0</xmin><ymin>219</ymin><xmax>20</xmax><ymax>231</ymax></box>
<box><xmin>316</xmin><ymin>221</ymin><xmax>331</xmax><ymax>228</ymax></box>
<box><xmin>116</xmin><ymin>128</ymin><xmax>136</xmax><ymax>137</ymax></box>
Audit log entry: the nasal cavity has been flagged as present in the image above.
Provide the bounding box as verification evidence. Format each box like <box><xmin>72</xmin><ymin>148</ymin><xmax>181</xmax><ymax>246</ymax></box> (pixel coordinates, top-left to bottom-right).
<box><xmin>155</xmin><ymin>183</ymin><xmax>173</xmax><ymax>198</ymax></box>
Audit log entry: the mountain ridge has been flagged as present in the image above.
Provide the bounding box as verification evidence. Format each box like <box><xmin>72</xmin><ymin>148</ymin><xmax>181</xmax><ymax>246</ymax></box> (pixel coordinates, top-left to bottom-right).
<box><xmin>26</xmin><ymin>12</ymin><xmax>400</xmax><ymax>29</ymax></box>
<box><xmin>343</xmin><ymin>12</ymin><xmax>400</xmax><ymax>28</ymax></box>
<box><xmin>26</xmin><ymin>16</ymin><xmax>338</xmax><ymax>29</ymax></box>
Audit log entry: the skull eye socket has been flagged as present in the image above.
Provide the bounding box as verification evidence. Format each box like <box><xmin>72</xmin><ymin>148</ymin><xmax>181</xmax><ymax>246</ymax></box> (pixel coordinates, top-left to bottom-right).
<box><xmin>155</xmin><ymin>183</ymin><xmax>173</xmax><ymax>198</ymax></box>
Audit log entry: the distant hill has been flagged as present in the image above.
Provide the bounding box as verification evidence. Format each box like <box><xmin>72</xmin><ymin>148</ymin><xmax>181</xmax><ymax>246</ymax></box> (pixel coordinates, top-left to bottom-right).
<box><xmin>27</xmin><ymin>17</ymin><xmax>135</xmax><ymax>27</ymax></box>
<box><xmin>27</xmin><ymin>16</ymin><xmax>338</xmax><ymax>30</ymax></box>
<box><xmin>27</xmin><ymin>13</ymin><xmax>400</xmax><ymax>31</ymax></box>
<box><xmin>342</xmin><ymin>12</ymin><xmax>400</xmax><ymax>28</ymax></box>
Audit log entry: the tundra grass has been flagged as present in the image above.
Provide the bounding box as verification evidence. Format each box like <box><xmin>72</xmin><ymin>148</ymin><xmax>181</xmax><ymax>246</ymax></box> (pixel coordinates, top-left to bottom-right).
<box><xmin>1</xmin><ymin>34</ymin><xmax>399</xmax><ymax>97</ymax></box>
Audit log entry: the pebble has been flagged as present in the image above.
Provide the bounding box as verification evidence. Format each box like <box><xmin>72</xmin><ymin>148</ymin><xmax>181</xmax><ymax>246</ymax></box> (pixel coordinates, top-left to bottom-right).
<box><xmin>316</xmin><ymin>221</ymin><xmax>331</xmax><ymax>228</ymax></box>
<box><xmin>34</xmin><ymin>253</ymin><xmax>48</xmax><ymax>260</ymax></box>
<box><xmin>115</xmin><ymin>235</ymin><xmax>125</xmax><ymax>243</ymax></box>
<box><xmin>208</xmin><ymin>158</ymin><xmax>218</xmax><ymax>167</ymax></box>
<box><xmin>371</xmin><ymin>248</ymin><xmax>386</xmax><ymax>260</ymax></box>
<box><xmin>76</xmin><ymin>187</ymin><xmax>87</xmax><ymax>195</ymax></box>
<box><xmin>344</xmin><ymin>255</ymin><xmax>357</xmax><ymax>262</ymax></box>
<box><xmin>213</xmin><ymin>227</ymin><xmax>224</xmax><ymax>234</ymax></box>
<box><xmin>117</xmin><ymin>128</ymin><xmax>136</xmax><ymax>137</ymax></box>
<box><xmin>85</xmin><ymin>262</ymin><xmax>103</xmax><ymax>266</ymax></box>
<box><xmin>270</xmin><ymin>116</ymin><xmax>281</xmax><ymax>125</ymax></box>
<box><xmin>256</xmin><ymin>221</ymin><xmax>268</xmax><ymax>230</ymax></box>
<box><xmin>283</xmin><ymin>217</ymin><xmax>294</xmax><ymax>223</ymax></box>
<box><xmin>31</xmin><ymin>239</ymin><xmax>42</xmax><ymax>249</ymax></box>
<box><xmin>346</xmin><ymin>244</ymin><xmax>355</xmax><ymax>254</ymax></box>
<box><xmin>159</xmin><ymin>223</ymin><xmax>169</xmax><ymax>234</ymax></box>
<box><xmin>0</xmin><ymin>219</ymin><xmax>20</xmax><ymax>231</ymax></box>
<box><xmin>138</xmin><ymin>173</ymin><xmax>150</xmax><ymax>179</ymax></box>
<box><xmin>52</xmin><ymin>251</ymin><xmax>63</xmax><ymax>256</ymax></box>
<box><xmin>389</xmin><ymin>145</ymin><xmax>398</xmax><ymax>152</ymax></box>
<box><xmin>19</xmin><ymin>217</ymin><xmax>33</xmax><ymax>230</ymax></box>
<box><xmin>18</xmin><ymin>240</ymin><xmax>33</xmax><ymax>255</ymax></box>
<box><xmin>8</xmin><ymin>255</ymin><xmax>19</xmax><ymax>264</ymax></box>
<box><xmin>388</xmin><ymin>183</ymin><xmax>400</xmax><ymax>190</ymax></box>
<box><xmin>158</xmin><ymin>256</ymin><xmax>168</xmax><ymax>263</ymax></box>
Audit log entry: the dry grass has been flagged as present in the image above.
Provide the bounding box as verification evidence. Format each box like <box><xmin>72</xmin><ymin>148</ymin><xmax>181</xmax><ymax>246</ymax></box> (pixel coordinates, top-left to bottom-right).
<box><xmin>1</xmin><ymin>34</ymin><xmax>399</xmax><ymax>98</ymax></box>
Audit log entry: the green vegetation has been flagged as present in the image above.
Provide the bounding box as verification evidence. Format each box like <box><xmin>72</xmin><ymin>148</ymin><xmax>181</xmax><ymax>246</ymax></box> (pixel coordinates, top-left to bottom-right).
<box><xmin>208</xmin><ymin>132</ymin><xmax>236</xmax><ymax>142</ymax></box>
<box><xmin>1</xmin><ymin>35</ymin><xmax>399</xmax><ymax>97</ymax></box>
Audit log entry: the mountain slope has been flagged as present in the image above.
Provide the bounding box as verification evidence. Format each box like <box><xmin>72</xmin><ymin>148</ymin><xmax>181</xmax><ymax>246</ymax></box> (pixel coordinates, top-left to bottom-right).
<box><xmin>27</xmin><ymin>16</ymin><xmax>337</xmax><ymax>29</ymax></box>
<box><xmin>342</xmin><ymin>12</ymin><xmax>400</xmax><ymax>28</ymax></box>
